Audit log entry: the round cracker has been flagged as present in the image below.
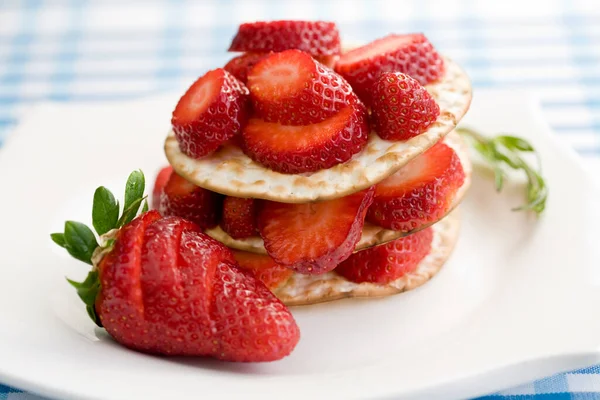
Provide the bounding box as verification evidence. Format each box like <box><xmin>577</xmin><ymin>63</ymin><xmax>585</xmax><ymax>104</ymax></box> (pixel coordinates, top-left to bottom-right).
<box><xmin>164</xmin><ymin>57</ymin><xmax>472</xmax><ymax>203</ymax></box>
<box><xmin>274</xmin><ymin>209</ymin><xmax>461</xmax><ymax>306</ymax></box>
<box><xmin>205</xmin><ymin>130</ymin><xmax>471</xmax><ymax>254</ymax></box>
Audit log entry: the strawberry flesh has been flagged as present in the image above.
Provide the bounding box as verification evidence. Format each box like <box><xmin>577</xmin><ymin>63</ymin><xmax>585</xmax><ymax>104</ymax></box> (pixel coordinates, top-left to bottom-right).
<box><xmin>335</xmin><ymin>33</ymin><xmax>444</xmax><ymax>105</ymax></box>
<box><xmin>152</xmin><ymin>166</ymin><xmax>173</xmax><ymax>210</ymax></box>
<box><xmin>371</xmin><ymin>72</ymin><xmax>440</xmax><ymax>141</ymax></box>
<box><xmin>229</xmin><ymin>20</ymin><xmax>341</xmax><ymax>56</ymax></box>
<box><xmin>232</xmin><ymin>250</ymin><xmax>293</xmax><ymax>290</ymax></box>
<box><xmin>221</xmin><ymin>196</ymin><xmax>258</xmax><ymax>239</ymax></box>
<box><xmin>172</xmin><ymin>68</ymin><xmax>249</xmax><ymax>159</ymax></box>
<box><xmin>336</xmin><ymin>227</ymin><xmax>433</xmax><ymax>284</ymax></box>
<box><xmin>241</xmin><ymin>104</ymin><xmax>369</xmax><ymax>174</ymax></box>
<box><xmin>247</xmin><ymin>50</ymin><xmax>359</xmax><ymax>125</ymax></box>
<box><xmin>258</xmin><ymin>187</ymin><xmax>375</xmax><ymax>274</ymax></box>
<box><xmin>224</xmin><ymin>52</ymin><xmax>270</xmax><ymax>84</ymax></box>
<box><xmin>211</xmin><ymin>261</ymin><xmax>300</xmax><ymax>361</ymax></box>
<box><xmin>367</xmin><ymin>142</ymin><xmax>465</xmax><ymax>232</ymax></box>
<box><xmin>160</xmin><ymin>171</ymin><xmax>223</xmax><ymax>229</ymax></box>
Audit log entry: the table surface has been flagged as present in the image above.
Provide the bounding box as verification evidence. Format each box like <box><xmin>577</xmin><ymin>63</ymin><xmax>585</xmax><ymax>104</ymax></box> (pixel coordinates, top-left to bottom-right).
<box><xmin>0</xmin><ymin>0</ymin><xmax>599</xmax><ymax>399</ymax></box>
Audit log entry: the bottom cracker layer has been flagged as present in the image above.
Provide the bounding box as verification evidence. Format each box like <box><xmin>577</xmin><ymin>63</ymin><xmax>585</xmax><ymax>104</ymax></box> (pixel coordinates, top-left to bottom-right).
<box><xmin>272</xmin><ymin>210</ymin><xmax>461</xmax><ymax>306</ymax></box>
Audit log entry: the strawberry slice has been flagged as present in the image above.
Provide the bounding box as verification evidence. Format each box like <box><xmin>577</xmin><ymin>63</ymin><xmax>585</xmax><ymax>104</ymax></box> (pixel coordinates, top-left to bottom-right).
<box><xmin>335</xmin><ymin>33</ymin><xmax>444</xmax><ymax>104</ymax></box>
<box><xmin>220</xmin><ymin>196</ymin><xmax>258</xmax><ymax>239</ymax></box>
<box><xmin>257</xmin><ymin>187</ymin><xmax>375</xmax><ymax>274</ymax></box>
<box><xmin>159</xmin><ymin>171</ymin><xmax>223</xmax><ymax>229</ymax></box>
<box><xmin>151</xmin><ymin>166</ymin><xmax>173</xmax><ymax>210</ymax></box>
<box><xmin>371</xmin><ymin>72</ymin><xmax>440</xmax><ymax>141</ymax></box>
<box><xmin>336</xmin><ymin>228</ymin><xmax>433</xmax><ymax>284</ymax></box>
<box><xmin>232</xmin><ymin>250</ymin><xmax>293</xmax><ymax>291</ymax></box>
<box><xmin>229</xmin><ymin>20</ymin><xmax>341</xmax><ymax>56</ymax></box>
<box><xmin>172</xmin><ymin>68</ymin><xmax>249</xmax><ymax>159</ymax></box>
<box><xmin>241</xmin><ymin>104</ymin><xmax>369</xmax><ymax>174</ymax></box>
<box><xmin>224</xmin><ymin>52</ymin><xmax>269</xmax><ymax>84</ymax></box>
<box><xmin>247</xmin><ymin>50</ymin><xmax>359</xmax><ymax>125</ymax></box>
<box><xmin>367</xmin><ymin>142</ymin><xmax>464</xmax><ymax>232</ymax></box>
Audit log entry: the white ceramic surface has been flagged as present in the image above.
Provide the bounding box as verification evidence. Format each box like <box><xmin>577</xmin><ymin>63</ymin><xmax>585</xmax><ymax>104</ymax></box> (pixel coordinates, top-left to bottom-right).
<box><xmin>0</xmin><ymin>89</ymin><xmax>598</xmax><ymax>400</ymax></box>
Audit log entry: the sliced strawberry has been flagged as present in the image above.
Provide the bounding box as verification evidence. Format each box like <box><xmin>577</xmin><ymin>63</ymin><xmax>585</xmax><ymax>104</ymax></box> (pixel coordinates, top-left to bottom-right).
<box><xmin>211</xmin><ymin>260</ymin><xmax>300</xmax><ymax>362</ymax></box>
<box><xmin>232</xmin><ymin>250</ymin><xmax>293</xmax><ymax>291</ymax></box>
<box><xmin>367</xmin><ymin>142</ymin><xmax>464</xmax><ymax>232</ymax></box>
<box><xmin>220</xmin><ymin>196</ymin><xmax>258</xmax><ymax>239</ymax></box>
<box><xmin>315</xmin><ymin>54</ymin><xmax>339</xmax><ymax>69</ymax></box>
<box><xmin>247</xmin><ymin>50</ymin><xmax>359</xmax><ymax>125</ymax></box>
<box><xmin>224</xmin><ymin>52</ymin><xmax>269</xmax><ymax>84</ymax></box>
<box><xmin>336</xmin><ymin>227</ymin><xmax>433</xmax><ymax>284</ymax></box>
<box><xmin>257</xmin><ymin>187</ymin><xmax>375</xmax><ymax>274</ymax></box>
<box><xmin>151</xmin><ymin>166</ymin><xmax>173</xmax><ymax>210</ymax></box>
<box><xmin>241</xmin><ymin>104</ymin><xmax>369</xmax><ymax>174</ymax></box>
<box><xmin>172</xmin><ymin>68</ymin><xmax>249</xmax><ymax>159</ymax></box>
<box><xmin>159</xmin><ymin>171</ymin><xmax>223</xmax><ymax>229</ymax></box>
<box><xmin>371</xmin><ymin>72</ymin><xmax>440</xmax><ymax>140</ymax></box>
<box><xmin>335</xmin><ymin>33</ymin><xmax>444</xmax><ymax>104</ymax></box>
<box><xmin>229</xmin><ymin>20</ymin><xmax>341</xmax><ymax>56</ymax></box>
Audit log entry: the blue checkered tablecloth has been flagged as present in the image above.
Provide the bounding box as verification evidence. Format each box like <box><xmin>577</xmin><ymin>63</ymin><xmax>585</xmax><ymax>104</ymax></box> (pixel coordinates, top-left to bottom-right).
<box><xmin>0</xmin><ymin>0</ymin><xmax>599</xmax><ymax>399</ymax></box>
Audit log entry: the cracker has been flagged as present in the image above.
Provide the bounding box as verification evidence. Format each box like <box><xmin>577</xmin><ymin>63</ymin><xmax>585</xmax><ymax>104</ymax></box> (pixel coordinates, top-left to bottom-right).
<box><xmin>205</xmin><ymin>130</ymin><xmax>471</xmax><ymax>254</ymax></box>
<box><xmin>274</xmin><ymin>209</ymin><xmax>461</xmax><ymax>306</ymax></box>
<box><xmin>164</xmin><ymin>57</ymin><xmax>472</xmax><ymax>203</ymax></box>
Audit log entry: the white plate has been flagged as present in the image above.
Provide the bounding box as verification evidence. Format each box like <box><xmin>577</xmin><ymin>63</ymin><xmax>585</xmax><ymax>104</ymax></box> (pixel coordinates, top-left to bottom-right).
<box><xmin>0</xmin><ymin>89</ymin><xmax>599</xmax><ymax>400</ymax></box>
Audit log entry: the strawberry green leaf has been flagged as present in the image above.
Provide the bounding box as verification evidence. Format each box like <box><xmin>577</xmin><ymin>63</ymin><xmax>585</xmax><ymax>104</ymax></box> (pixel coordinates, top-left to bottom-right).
<box><xmin>117</xmin><ymin>196</ymin><xmax>147</xmax><ymax>228</ymax></box>
<box><xmin>92</xmin><ymin>186</ymin><xmax>119</xmax><ymax>235</ymax></box>
<box><xmin>64</xmin><ymin>221</ymin><xmax>98</xmax><ymax>265</ymax></box>
<box><xmin>51</xmin><ymin>232</ymin><xmax>67</xmax><ymax>248</ymax></box>
<box><xmin>141</xmin><ymin>199</ymin><xmax>149</xmax><ymax>214</ymax></box>
<box><xmin>67</xmin><ymin>270</ymin><xmax>102</xmax><ymax>326</ymax></box>
<box><xmin>124</xmin><ymin>170</ymin><xmax>145</xmax><ymax>213</ymax></box>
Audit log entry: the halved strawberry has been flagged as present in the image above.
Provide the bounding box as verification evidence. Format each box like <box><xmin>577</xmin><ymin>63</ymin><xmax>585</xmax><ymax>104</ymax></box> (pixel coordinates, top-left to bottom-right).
<box><xmin>220</xmin><ymin>196</ymin><xmax>258</xmax><ymax>239</ymax></box>
<box><xmin>159</xmin><ymin>171</ymin><xmax>223</xmax><ymax>229</ymax></box>
<box><xmin>367</xmin><ymin>142</ymin><xmax>464</xmax><ymax>232</ymax></box>
<box><xmin>335</xmin><ymin>33</ymin><xmax>444</xmax><ymax>104</ymax></box>
<box><xmin>241</xmin><ymin>104</ymin><xmax>369</xmax><ymax>174</ymax></box>
<box><xmin>257</xmin><ymin>187</ymin><xmax>375</xmax><ymax>274</ymax></box>
<box><xmin>336</xmin><ymin>227</ymin><xmax>433</xmax><ymax>284</ymax></box>
<box><xmin>232</xmin><ymin>250</ymin><xmax>293</xmax><ymax>291</ymax></box>
<box><xmin>151</xmin><ymin>166</ymin><xmax>173</xmax><ymax>210</ymax></box>
<box><xmin>229</xmin><ymin>20</ymin><xmax>341</xmax><ymax>56</ymax></box>
<box><xmin>224</xmin><ymin>52</ymin><xmax>269</xmax><ymax>84</ymax></box>
<box><xmin>172</xmin><ymin>68</ymin><xmax>249</xmax><ymax>159</ymax></box>
<box><xmin>247</xmin><ymin>50</ymin><xmax>359</xmax><ymax>125</ymax></box>
<box><xmin>371</xmin><ymin>72</ymin><xmax>440</xmax><ymax>141</ymax></box>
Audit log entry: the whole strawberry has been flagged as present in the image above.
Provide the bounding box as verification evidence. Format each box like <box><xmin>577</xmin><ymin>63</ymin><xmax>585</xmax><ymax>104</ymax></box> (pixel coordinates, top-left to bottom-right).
<box><xmin>51</xmin><ymin>171</ymin><xmax>299</xmax><ymax>362</ymax></box>
<box><xmin>371</xmin><ymin>72</ymin><xmax>440</xmax><ymax>141</ymax></box>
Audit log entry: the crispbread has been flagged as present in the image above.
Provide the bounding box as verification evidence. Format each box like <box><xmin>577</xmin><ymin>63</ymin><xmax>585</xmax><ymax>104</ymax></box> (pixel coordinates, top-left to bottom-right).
<box><xmin>274</xmin><ymin>209</ymin><xmax>460</xmax><ymax>306</ymax></box>
<box><xmin>205</xmin><ymin>130</ymin><xmax>472</xmax><ymax>254</ymax></box>
<box><xmin>164</xmin><ymin>57</ymin><xmax>472</xmax><ymax>203</ymax></box>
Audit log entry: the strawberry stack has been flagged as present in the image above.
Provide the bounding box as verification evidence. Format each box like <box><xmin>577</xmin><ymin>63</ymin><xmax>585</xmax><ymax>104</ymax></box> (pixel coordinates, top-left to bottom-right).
<box><xmin>157</xmin><ymin>20</ymin><xmax>473</xmax><ymax>305</ymax></box>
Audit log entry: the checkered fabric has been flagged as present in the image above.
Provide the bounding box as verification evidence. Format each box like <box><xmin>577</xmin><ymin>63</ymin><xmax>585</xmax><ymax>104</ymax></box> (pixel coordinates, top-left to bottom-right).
<box><xmin>0</xmin><ymin>0</ymin><xmax>599</xmax><ymax>399</ymax></box>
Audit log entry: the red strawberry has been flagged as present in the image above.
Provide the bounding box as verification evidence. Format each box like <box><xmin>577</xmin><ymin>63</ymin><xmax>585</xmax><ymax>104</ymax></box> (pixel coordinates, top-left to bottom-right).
<box><xmin>367</xmin><ymin>142</ymin><xmax>465</xmax><ymax>232</ymax></box>
<box><xmin>229</xmin><ymin>20</ymin><xmax>341</xmax><ymax>56</ymax></box>
<box><xmin>336</xmin><ymin>227</ymin><xmax>433</xmax><ymax>284</ymax></box>
<box><xmin>160</xmin><ymin>171</ymin><xmax>223</xmax><ymax>229</ymax></box>
<box><xmin>224</xmin><ymin>52</ymin><xmax>269</xmax><ymax>83</ymax></box>
<box><xmin>335</xmin><ymin>34</ymin><xmax>444</xmax><ymax>104</ymax></box>
<box><xmin>152</xmin><ymin>166</ymin><xmax>173</xmax><ymax>210</ymax></box>
<box><xmin>247</xmin><ymin>50</ymin><xmax>359</xmax><ymax>125</ymax></box>
<box><xmin>257</xmin><ymin>187</ymin><xmax>375</xmax><ymax>274</ymax></box>
<box><xmin>172</xmin><ymin>68</ymin><xmax>249</xmax><ymax>159</ymax></box>
<box><xmin>232</xmin><ymin>250</ymin><xmax>293</xmax><ymax>291</ymax></box>
<box><xmin>241</xmin><ymin>104</ymin><xmax>369</xmax><ymax>174</ymax></box>
<box><xmin>53</xmin><ymin>172</ymin><xmax>300</xmax><ymax>362</ymax></box>
<box><xmin>371</xmin><ymin>72</ymin><xmax>440</xmax><ymax>140</ymax></box>
<box><xmin>221</xmin><ymin>196</ymin><xmax>258</xmax><ymax>239</ymax></box>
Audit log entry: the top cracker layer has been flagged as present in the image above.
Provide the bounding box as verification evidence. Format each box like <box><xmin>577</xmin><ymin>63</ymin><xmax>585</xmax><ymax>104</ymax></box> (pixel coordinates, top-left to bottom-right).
<box><xmin>164</xmin><ymin>57</ymin><xmax>472</xmax><ymax>203</ymax></box>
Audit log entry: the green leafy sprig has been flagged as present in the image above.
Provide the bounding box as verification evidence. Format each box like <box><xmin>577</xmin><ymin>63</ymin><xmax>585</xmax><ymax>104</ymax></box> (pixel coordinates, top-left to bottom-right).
<box><xmin>50</xmin><ymin>170</ymin><xmax>149</xmax><ymax>326</ymax></box>
<box><xmin>458</xmin><ymin>127</ymin><xmax>548</xmax><ymax>215</ymax></box>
